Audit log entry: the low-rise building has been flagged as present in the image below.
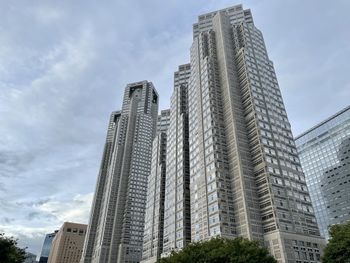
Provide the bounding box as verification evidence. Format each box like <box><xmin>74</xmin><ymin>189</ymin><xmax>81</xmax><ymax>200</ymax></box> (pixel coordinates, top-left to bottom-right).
<box><xmin>48</xmin><ymin>222</ymin><xmax>87</xmax><ymax>263</ymax></box>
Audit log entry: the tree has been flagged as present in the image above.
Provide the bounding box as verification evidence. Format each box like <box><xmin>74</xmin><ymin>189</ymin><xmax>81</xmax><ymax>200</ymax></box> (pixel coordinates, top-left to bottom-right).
<box><xmin>322</xmin><ymin>221</ymin><xmax>350</xmax><ymax>263</ymax></box>
<box><xmin>159</xmin><ymin>237</ymin><xmax>277</xmax><ymax>263</ymax></box>
<box><xmin>0</xmin><ymin>233</ymin><xmax>27</xmax><ymax>263</ymax></box>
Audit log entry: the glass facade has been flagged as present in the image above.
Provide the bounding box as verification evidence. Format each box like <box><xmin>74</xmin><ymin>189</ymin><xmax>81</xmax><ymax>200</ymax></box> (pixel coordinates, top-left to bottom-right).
<box><xmin>295</xmin><ymin>106</ymin><xmax>350</xmax><ymax>239</ymax></box>
<box><xmin>39</xmin><ymin>231</ymin><xmax>57</xmax><ymax>263</ymax></box>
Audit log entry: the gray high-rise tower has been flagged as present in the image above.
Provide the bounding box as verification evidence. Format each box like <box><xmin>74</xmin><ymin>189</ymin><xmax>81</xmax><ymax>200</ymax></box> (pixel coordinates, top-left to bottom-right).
<box><xmin>188</xmin><ymin>5</ymin><xmax>325</xmax><ymax>263</ymax></box>
<box><xmin>141</xmin><ymin>110</ymin><xmax>170</xmax><ymax>263</ymax></box>
<box><xmin>162</xmin><ymin>64</ymin><xmax>191</xmax><ymax>257</ymax></box>
<box><xmin>141</xmin><ymin>64</ymin><xmax>191</xmax><ymax>263</ymax></box>
<box><xmin>81</xmin><ymin>81</ymin><xmax>158</xmax><ymax>263</ymax></box>
<box><xmin>157</xmin><ymin>109</ymin><xmax>170</xmax><ymax>134</ymax></box>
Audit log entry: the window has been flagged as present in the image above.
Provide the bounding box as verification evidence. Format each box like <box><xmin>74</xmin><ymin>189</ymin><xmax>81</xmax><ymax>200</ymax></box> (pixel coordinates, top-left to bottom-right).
<box><xmin>309</xmin><ymin>253</ymin><xmax>314</xmax><ymax>260</ymax></box>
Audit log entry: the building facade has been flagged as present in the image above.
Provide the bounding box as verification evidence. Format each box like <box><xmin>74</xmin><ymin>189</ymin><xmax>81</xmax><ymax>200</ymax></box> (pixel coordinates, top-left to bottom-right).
<box><xmin>141</xmin><ymin>110</ymin><xmax>170</xmax><ymax>263</ymax></box>
<box><xmin>141</xmin><ymin>133</ymin><xmax>167</xmax><ymax>263</ymax></box>
<box><xmin>39</xmin><ymin>231</ymin><xmax>58</xmax><ymax>263</ymax></box>
<box><xmin>188</xmin><ymin>5</ymin><xmax>325</xmax><ymax>263</ymax></box>
<box><xmin>48</xmin><ymin>222</ymin><xmax>87</xmax><ymax>263</ymax></box>
<box><xmin>81</xmin><ymin>81</ymin><xmax>159</xmax><ymax>263</ymax></box>
<box><xmin>157</xmin><ymin>109</ymin><xmax>170</xmax><ymax>134</ymax></box>
<box><xmin>80</xmin><ymin>111</ymin><xmax>121</xmax><ymax>263</ymax></box>
<box><xmin>162</xmin><ymin>64</ymin><xmax>192</xmax><ymax>257</ymax></box>
<box><xmin>295</xmin><ymin>106</ymin><xmax>350</xmax><ymax>239</ymax></box>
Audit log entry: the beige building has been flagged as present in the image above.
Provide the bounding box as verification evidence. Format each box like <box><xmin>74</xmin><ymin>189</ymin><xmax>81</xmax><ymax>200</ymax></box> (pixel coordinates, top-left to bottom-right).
<box><xmin>188</xmin><ymin>4</ymin><xmax>325</xmax><ymax>263</ymax></box>
<box><xmin>48</xmin><ymin>222</ymin><xmax>87</xmax><ymax>263</ymax></box>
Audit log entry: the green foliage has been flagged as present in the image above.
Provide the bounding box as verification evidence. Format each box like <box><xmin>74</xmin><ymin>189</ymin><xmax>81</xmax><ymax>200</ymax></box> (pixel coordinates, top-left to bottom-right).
<box><xmin>159</xmin><ymin>237</ymin><xmax>277</xmax><ymax>263</ymax></box>
<box><xmin>0</xmin><ymin>233</ymin><xmax>27</xmax><ymax>263</ymax></box>
<box><xmin>322</xmin><ymin>221</ymin><xmax>350</xmax><ymax>263</ymax></box>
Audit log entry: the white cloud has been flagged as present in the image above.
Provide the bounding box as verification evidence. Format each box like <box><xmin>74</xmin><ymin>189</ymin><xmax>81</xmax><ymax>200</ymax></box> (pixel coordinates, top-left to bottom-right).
<box><xmin>37</xmin><ymin>193</ymin><xmax>93</xmax><ymax>224</ymax></box>
<box><xmin>1</xmin><ymin>0</ymin><xmax>349</xmax><ymax>257</ymax></box>
<box><xmin>0</xmin><ymin>224</ymin><xmax>54</xmax><ymax>240</ymax></box>
<box><xmin>0</xmin><ymin>193</ymin><xmax>92</xmax><ymax>258</ymax></box>
<box><xmin>32</xmin><ymin>5</ymin><xmax>64</xmax><ymax>24</ymax></box>
<box><xmin>0</xmin><ymin>193</ymin><xmax>93</xmax><ymax>236</ymax></box>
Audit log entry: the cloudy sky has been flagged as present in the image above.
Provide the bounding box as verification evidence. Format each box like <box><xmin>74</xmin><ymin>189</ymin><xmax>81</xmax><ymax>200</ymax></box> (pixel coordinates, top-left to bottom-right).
<box><xmin>1</xmin><ymin>0</ymin><xmax>349</xmax><ymax>257</ymax></box>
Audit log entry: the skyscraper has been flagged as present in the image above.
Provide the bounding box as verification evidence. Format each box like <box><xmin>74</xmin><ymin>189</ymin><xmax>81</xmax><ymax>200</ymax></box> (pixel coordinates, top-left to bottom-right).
<box><xmin>162</xmin><ymin>64</ymin><xmax>192</xmax><ymax>257</ymax></box>
<box><xmin>188</xmin><ymin>5</ymin><xmax>325</xmax><ymax>263</ymax></box>
<box><xmin>39</xmin><ymin>230</ymin><xmax>58</xmax><ymax>263</ymax></box>
<box><xmin>157</xmin><ymin>109</ymin><xmax>170</xmax><ymax>134</ymax></box>
<box><xmin>81</xmin><ymin>81</ymin><xmax>159</xmax><ymax>263</ymax></box>
<box><xmin>48</xmin><ymin>222</ymin><xmax>87</xmax><ymax>263</ymax></box>
<box><xmin>142</xmin><ymin>65</ymin><xmax>191</xmax><ymax>262</ymax></box>
<box><xmin>295</xmin><ymin>106</ymin><xmax>350</xmax><ymax>239</ymax></box>
<box><xmin>80</xmin><ymin>111</ymin><xmax>120</xmax><ymax>263</ymax></box>
<box><xmin>141</xmin><ymin>110</ymin><xmax>170</xmax><ymax>263</ymax></box>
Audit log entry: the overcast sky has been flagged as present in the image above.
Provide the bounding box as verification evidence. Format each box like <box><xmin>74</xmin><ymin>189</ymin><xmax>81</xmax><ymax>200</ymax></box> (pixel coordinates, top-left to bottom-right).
<box><xmin>1</xmin><ymin>0</ymin><xmax>349</xmax><ymax>257</ymax></box>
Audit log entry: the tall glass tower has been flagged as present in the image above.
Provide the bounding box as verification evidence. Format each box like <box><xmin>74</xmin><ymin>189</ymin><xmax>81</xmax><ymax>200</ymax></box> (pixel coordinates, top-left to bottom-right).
<box><xmin>81</xmin><ymin>81</ymin><xmax>159</xmax><ymax>263</ymax></box>
<box><xmin>39</xmin><ymin>231</ymin><xmax>58</xmax><ymax>263</ymax></box>
<box><xmin>188</xmin><ymin>5</ymin><xmax>325</xmax><ymax>263</ymax></box>
<box><xmin>295</xmin><ymin>106</ymin><xmax>350</xmax><ymax>239</ymax></box>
